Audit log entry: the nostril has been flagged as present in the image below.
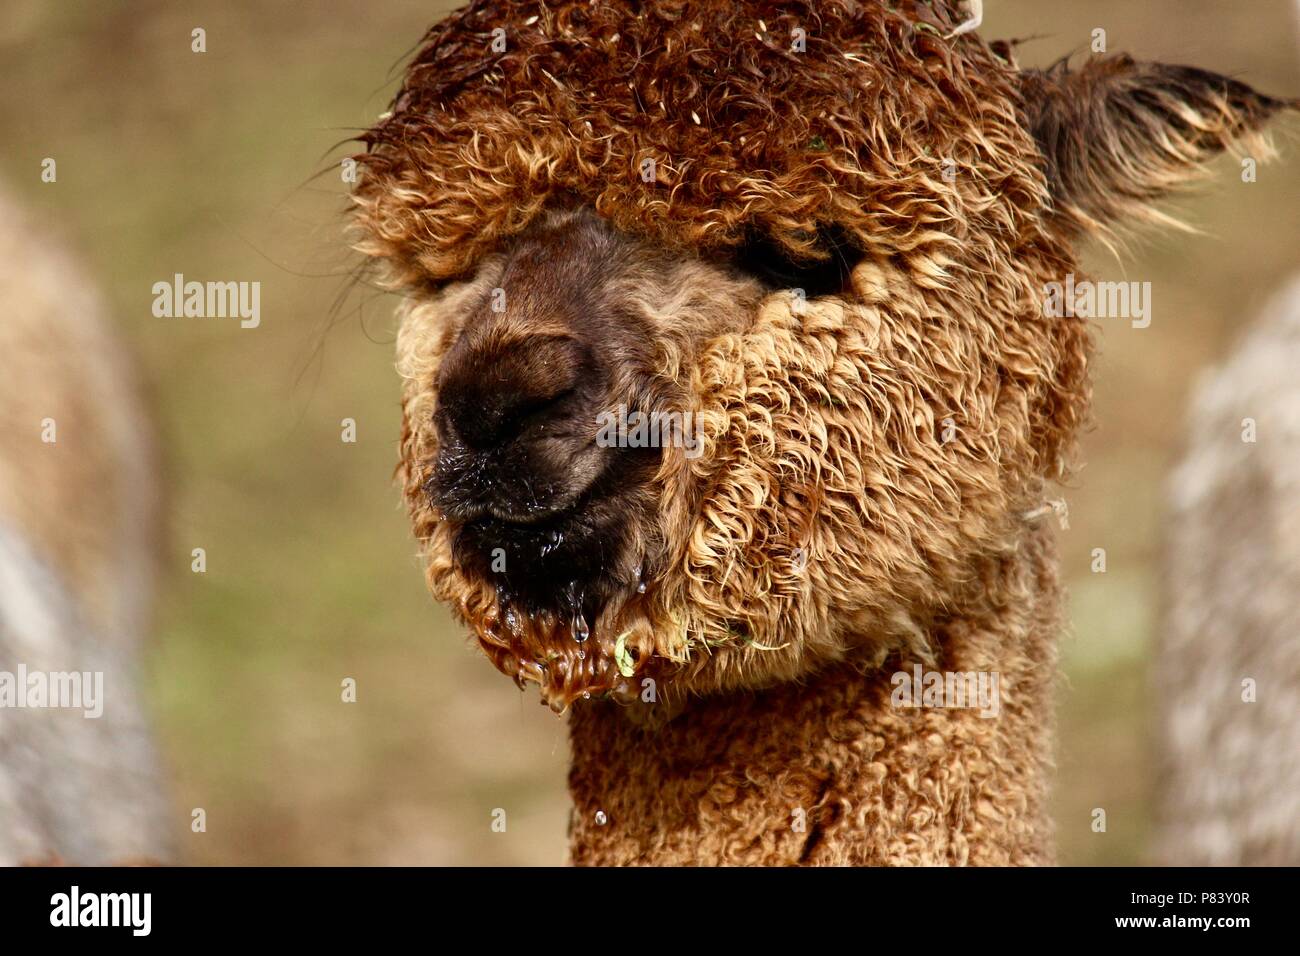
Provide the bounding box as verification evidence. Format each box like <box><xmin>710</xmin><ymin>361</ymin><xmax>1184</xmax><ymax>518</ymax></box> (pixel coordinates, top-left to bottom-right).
<box><xmin>436</xmin><ymin>334</ymin><xmax>590</xmax><ymax>451</ymax></box>
<box><xmin>511</xmin><ymin>386</ymin><xmax>579</xmax><ymax>433</ymax></box>
<box><xmin>443</xmin><ymin>387</ymin><xmax>576</xmax><ymax>449</ymax></box>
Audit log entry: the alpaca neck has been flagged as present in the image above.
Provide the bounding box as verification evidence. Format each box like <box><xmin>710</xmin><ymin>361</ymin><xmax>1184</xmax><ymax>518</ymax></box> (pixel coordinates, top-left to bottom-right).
<box><xmin>566</xmin><ymin>520</ymin><xmax>1060</xmax><ymax>865</ymax></box>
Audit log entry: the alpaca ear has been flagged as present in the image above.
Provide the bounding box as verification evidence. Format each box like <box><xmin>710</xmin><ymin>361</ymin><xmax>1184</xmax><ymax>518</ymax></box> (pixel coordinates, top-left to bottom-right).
<box><xmin>1019</xmin><ymin>54</ymin><xmax>1295</xmax><ymax>237</ymax></box>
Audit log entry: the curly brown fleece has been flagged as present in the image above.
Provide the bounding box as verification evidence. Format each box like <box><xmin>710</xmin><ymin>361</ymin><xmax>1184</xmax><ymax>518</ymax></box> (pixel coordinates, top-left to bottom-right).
<box><xmin>570</xmin><ymin>519</ymin><xmax>1060</xmax><ymax>865</ymax></box>
<box><xmin>351</xmin><ymin>0</ymin><xmax>1292</xmax><ymax>865</ymax></box>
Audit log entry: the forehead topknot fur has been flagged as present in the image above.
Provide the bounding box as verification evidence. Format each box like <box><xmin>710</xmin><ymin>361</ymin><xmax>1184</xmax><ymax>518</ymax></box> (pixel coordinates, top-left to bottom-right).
<box><xmin>355</xmin><ymin>0</ymin><xmax>1051</xmax><ymax>285</ymax></box>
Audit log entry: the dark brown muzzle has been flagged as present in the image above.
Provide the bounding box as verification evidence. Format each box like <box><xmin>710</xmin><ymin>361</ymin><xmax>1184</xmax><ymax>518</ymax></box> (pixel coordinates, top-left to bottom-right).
<box><xmin>431</xmin><ymin>330</ymin><xmax>603</xmax><ymax>524</ymax></box>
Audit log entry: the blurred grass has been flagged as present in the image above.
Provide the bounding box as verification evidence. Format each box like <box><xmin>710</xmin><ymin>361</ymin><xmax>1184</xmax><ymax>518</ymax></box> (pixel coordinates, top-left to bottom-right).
<box><xmin>0</xmin><ymin>0</ymin><xmax>1295</xmax><ymax>865</ymax></box>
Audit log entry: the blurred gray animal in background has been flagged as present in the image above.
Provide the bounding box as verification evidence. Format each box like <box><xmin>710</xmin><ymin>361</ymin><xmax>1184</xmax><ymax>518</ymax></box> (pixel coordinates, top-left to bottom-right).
<box><xmin>1154</xmin><ymin>273</ymin><xmax>1300</xmax><ymax>866</ymax></box>
<box><xmin>0</xmin><ymin>186</ymin><xmax>172</xmax><ymax>864</ymax></box>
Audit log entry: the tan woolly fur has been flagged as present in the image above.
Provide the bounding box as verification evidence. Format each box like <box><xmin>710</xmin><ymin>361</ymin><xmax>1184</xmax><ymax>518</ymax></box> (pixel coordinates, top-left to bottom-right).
<box><xmin>351</xmin><ymin>0</ymin><xmax>1294</xmax><ymax>865</ymax></box>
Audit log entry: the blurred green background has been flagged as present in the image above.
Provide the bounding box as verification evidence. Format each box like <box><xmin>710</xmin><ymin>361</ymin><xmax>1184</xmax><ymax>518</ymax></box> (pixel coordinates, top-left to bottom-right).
<box><xmin>0</xmin><ymin>0</ymin><xmax>1295</xmax><ymax>865</ymax></box>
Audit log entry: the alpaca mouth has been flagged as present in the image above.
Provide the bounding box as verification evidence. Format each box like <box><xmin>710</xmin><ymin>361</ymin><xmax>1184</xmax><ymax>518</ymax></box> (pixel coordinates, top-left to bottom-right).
<box><xmin>448</xmin><ymin>495</ymin><xmax>582</xmax><ymax>528</ymax></box>
<box><xmin>446</xmin><ymin>448</ymin><xmax>657</xmax><ymax>616</ymax></box>
<box><xmin>459</xmin><ymin>503</ymin><xmax>594</xmax><ymax>566</ymax></box>
<box><xmin>452</xmin><ymin>477</ymin><xmax>660</xmax><ymax>712</ymax></box>
<box><xmin>453</xmin><ymin>497</ymin><xmax>624</xmax><ymax>609</ymax></box>
<box><xmin>428</xmin><ymin>448</ymin><xmax>596</xmax><ymax>528</ymax></box>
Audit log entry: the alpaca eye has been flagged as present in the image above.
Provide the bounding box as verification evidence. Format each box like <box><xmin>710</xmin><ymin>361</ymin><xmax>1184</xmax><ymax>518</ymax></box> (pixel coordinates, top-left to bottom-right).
<box><xmin>732</xmin><ymin>232</ymin><xmax>854</xmax><ymax>299</ymax></box>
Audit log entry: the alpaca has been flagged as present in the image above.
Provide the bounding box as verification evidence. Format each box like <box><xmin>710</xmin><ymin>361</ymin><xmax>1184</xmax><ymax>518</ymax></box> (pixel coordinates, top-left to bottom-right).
<box><xmin>1153</xmin><ymin>274</ymin><xmax>1300</xmax><ymax>866</ymax></box>
<box><xmin>0</xmin><ymin>185</ymin><xmax>171</xmax><ymax>865</ymax></box>
<box><xmin>351</xmin><ymin>0</ymin><xmax>1294</xmax><ymax>864</ymax></box>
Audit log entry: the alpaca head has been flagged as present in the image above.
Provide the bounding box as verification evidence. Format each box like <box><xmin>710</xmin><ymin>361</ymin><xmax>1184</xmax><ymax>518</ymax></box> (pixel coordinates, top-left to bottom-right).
<box><xmin>352</xmin><ymin>0</ymin><xmax>1291</xmax><ymax>710</ymax></box>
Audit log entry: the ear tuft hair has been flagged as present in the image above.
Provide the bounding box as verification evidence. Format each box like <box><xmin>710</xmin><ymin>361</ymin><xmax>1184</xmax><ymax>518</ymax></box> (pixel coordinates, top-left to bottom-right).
<box><xmin>1019</xmin><ymin>54</ymin><xmax>1297</xmax><ymax>240</ymax></box>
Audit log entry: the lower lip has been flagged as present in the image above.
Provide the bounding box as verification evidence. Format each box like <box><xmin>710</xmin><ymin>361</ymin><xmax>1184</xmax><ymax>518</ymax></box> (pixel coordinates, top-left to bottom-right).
<box><xmin>461</xmin><ymin>509</ymin><xmax>582</xmax><ymax>561</ymax></box>
<box><xmin>484</xmin><ymin>501</ymin><xmax>576</xmax><ymax>526</ymax></box>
